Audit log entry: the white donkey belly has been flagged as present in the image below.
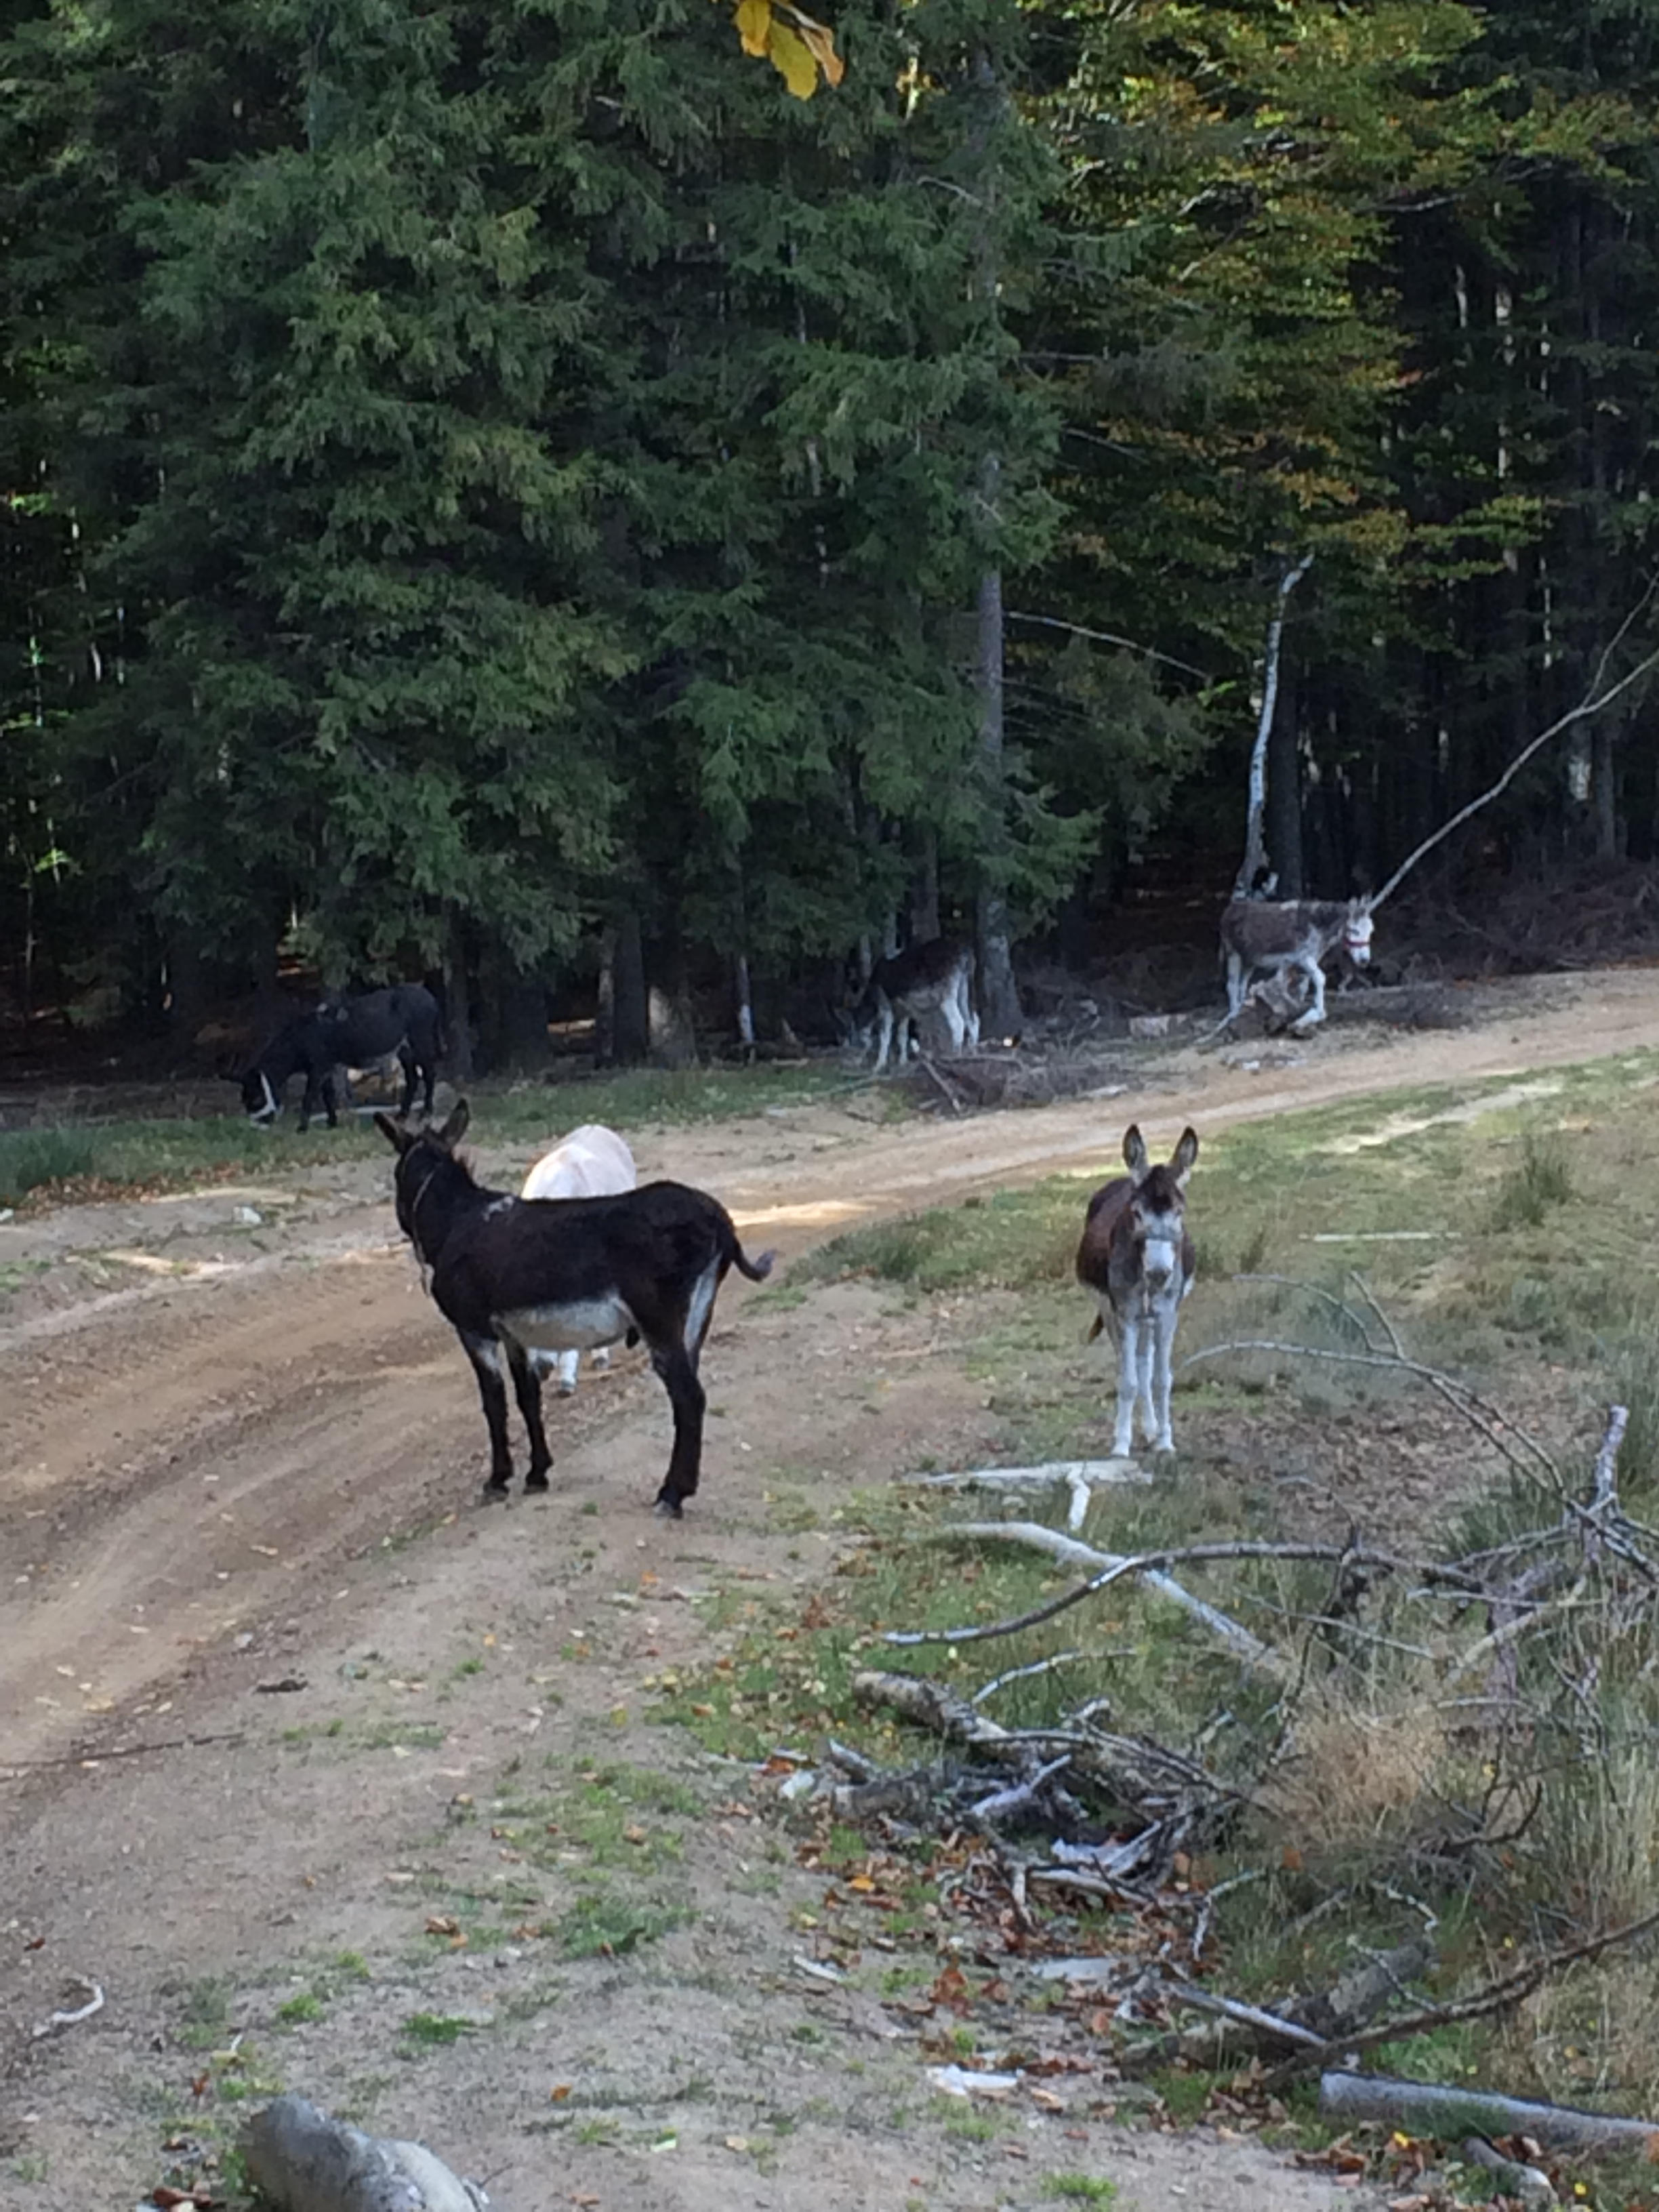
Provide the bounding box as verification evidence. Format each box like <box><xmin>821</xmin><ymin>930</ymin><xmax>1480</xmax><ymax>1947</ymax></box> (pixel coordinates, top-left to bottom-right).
<box><xmin>500</xmin><ymin>1296</ymin><xmax>633</xmax><ymax>1353</ymax></box>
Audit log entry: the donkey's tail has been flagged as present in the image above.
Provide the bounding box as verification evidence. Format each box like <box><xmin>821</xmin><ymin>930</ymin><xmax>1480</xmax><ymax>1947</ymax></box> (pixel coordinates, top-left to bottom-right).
<box><xmin>726</xmin><ymin>1221</ymin><xmax>777</xmax><ymax>1283</ymax></box>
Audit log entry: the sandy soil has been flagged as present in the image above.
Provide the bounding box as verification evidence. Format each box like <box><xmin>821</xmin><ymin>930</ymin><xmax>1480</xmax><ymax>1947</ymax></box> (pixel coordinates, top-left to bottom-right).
<box><xmin>5</xmin><ymin>965</ymin><xmax>1659</xmax><ymax>2210</ymax></box>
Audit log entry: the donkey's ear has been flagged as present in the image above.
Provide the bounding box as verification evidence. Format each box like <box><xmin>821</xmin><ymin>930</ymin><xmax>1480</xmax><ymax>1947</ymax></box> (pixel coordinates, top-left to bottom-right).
<box><xmin>373</xmin><ymin>1111</ymin><xmax>410</xmax><ymax>1153</ymax></box>
<box><xmin>436</xmin><ymin>1097</ymin><xmax>470</xmax><ymax>1148</ymax></box>
<box><xmin>1122</xmin><ymin>1125</ymin><xmax>1149</xmax><ymax>1176</ymax></box>
<box><xmin>1170</xmin><ymin>1126</ymin><xmax>1199</xmax><ymax>1187</ymax></box>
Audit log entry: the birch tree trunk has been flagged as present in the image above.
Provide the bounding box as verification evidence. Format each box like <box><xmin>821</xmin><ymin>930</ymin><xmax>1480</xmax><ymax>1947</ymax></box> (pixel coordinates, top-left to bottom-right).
<box><xmin>1234</xmin><ymin>552</ymin><xmax>1313</xmax><ymax>897</ymax></box>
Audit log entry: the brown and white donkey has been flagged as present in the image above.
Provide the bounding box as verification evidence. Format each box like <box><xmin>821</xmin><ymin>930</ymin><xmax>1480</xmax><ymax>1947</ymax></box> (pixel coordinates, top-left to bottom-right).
<box><xmin>1076</xmin><ymin>1124</ymin><xmax>1200</xmax><ymax>1458</ymax></box>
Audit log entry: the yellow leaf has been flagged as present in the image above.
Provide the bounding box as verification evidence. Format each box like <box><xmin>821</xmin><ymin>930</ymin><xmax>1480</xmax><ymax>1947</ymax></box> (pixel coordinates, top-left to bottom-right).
<box><xmin>767</xmin><ymin>19</ymin><xmax>819</xmax><ymax>100</ymax></box>
<box><xmin>735</xmin><ymin>0</ymin><xmax>771</xmax><ymax>58</ymax></box>
<box><xmin>781</xmin><ymin>5</ymin><xmax>844</xmax><ymax>87</ymax></box>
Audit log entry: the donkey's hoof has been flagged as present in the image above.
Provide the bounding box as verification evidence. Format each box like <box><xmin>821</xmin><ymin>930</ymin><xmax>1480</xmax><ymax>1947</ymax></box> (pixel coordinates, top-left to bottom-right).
<box><xmin>525</xmin><ymin>1472</ymin><xmax>550</xmax><ymax>1494</ymax></box>
<box><xmin>480</xmin><ymin>1479</ymin><xmax>511</xmax><ymax>1504</ymax></box>
<box><xmin>556</xmin><ymin>1382</ymin><xmax>577</xmax><ymax>1399</ymax></box>
<box><xmin>653</xmin><ymin>1495</ymin><xmax>684</xmax><ymax>1521</ymax></box>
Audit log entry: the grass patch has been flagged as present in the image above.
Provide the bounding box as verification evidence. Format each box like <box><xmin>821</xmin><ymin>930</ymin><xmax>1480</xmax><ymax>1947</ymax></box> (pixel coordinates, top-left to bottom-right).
<box><xmin>274</xmin><ymin>1992</ymin><xmax>325</xmax><ymax>2027</ymax></box>
<box><xmin>2</xmin><ymin>1061</ymin><xmax>856</xmax><ymax>1212</ymax></box>
<box><xmin>1486</xmin><ymin>1125</ymin><xmax>1574</xmax><ymax>1230</ymax></box>
<box><xmin>398</xmin><ymin>2011</ymin><xmax>480</xmax><ymax>2050</ymax></box>
<box><xmin>1042</xmin><ymin>2179</ymin><xmax>1118</xmax><ymax>2206</ymax></box>
<box><xmin>0</xmin><ymin>1126</ymin><xmax>99</xmax><ymax>1204</ymax></box>
<box><xmin>552</xmin><ymin>1892</ymin><xmax>691</xmax><ymax>1959</ymax></box>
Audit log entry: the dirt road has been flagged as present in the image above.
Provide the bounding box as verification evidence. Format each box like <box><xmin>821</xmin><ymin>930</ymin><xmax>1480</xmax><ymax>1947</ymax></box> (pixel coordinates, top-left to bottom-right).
<box><xmin>3</xmin><ymin>966</ymin><xmax>1657</xmax><ymax>2210</ymax></box>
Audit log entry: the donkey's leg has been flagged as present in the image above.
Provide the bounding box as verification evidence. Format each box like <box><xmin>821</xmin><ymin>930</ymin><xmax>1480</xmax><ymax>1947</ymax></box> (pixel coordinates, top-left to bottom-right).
<box><xmin>504</xmin><ymin>1341</ymin><xmax>553</xmax><ymax>1490</ymax></box>
<box><xmin>396</xmin><ymin>1044</ymin><xmax>417</xmax><ymax>1121</ymax></box>
<box><xmin>461</xmin><ymin>1334</ymin><xmax>516</xmax><ymax>1494</ymax></box>
<box><xmin>648</xmin><ymin>1338</ymin><xmax>708</xmax><ymax>1518</ymax></box>
<box><xmin>1149</xmin><ymin>1302</ymin><xmax>1179</xmax><ymax>1453</ymax></box>
<box><xmin>1226</xmin><ymin>950</ymin><xmax>1248</xmax><ymax>1019</ymax></box>
<box><xmin>1134</xmin><ymin>1320</ymin><xmax>1158</xmax><ymax>1446</ymax></box>
<box><xmin>1113</xmin><ymin>1314</ymin><xmax>1140</xmax><ymax>1458</ymax></box>
<box><xmin>872</xmin><ymin>1002</ymin><xmax>895</xmax><ymax>1075</ymax></box>
<box><xmin>554</xmin><ymin>1347</ymin><xmax>579</xmax><ymax>1397</ymax></box>
<box><xmin>419</xmin><ymin>1050</ymin><xmax>436</xmax><ymax>1118</ymax></box>
<box><xmin>1300</xmin><ymin>954</ymin><xmax>1328</xmax><ymax>1025</ymax></box>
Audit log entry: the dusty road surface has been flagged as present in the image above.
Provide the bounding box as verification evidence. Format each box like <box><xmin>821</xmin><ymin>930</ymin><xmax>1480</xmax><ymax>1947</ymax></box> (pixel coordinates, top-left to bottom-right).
<box><xmin>3</xmin><ymin>966</ymin><xmax>1658</xmax><ymax>2209</ymax></box>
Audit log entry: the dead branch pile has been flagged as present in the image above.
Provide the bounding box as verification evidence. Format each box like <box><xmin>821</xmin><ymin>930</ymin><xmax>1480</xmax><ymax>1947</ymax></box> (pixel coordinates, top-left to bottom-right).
<box><xmin>794</xmin><ymin>1347</ymin><xmax>1659</xmax><ymax>2130</ymax></box>
<box><xmin>1391</xmin><ymin>859</ymin><xmax>1659</xmax><ymax>976</ymax></box>
<box><xmin>896</xmin><ymin>1048</ymin><xmax>1132</xmax><ymax>1115</ymax></box>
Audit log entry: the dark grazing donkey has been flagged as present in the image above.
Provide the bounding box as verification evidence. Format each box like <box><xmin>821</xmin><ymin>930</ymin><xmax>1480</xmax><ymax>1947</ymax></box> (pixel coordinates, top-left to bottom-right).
<box><xmin>238</xmin><ymin>983</ymin><xmax>444</xmax><ymax>1130</ymax></box>
<box><xmin>377</xmin><ymin>1101</ymin><xmax>775</xmax><ymax>1516</ymax></box>
<box><xmin>1076</xmin><ymin>1124</ymin><xmax>1200</xmax><ymax>1458</ymax></box>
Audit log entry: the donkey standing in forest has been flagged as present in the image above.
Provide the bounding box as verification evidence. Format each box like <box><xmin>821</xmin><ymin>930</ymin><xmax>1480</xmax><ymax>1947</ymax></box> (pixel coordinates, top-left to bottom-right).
<box><xmin>520</xmin><ymin>1124</ymin><xmax>638</xmax><ymax>1396</ymax></box>
<box><xmin>1076</xmin><ymin>1124</ymin><xmax>1200</xmax><ymax>1458</ymax></box>
<box><xmin>1220</xmin><ymin>897</ymin><xmax>1373</xmax><ymax>1029</ymax></box>
<box><xmin>848</xmin><ymin>937</ymin><xmax>980</xmax><ymax>1073</ymax></box>
<box><xmin>379</xmin><ymin>1101</ymin><xmax>774</xmax><ymax>1516</ymax></box>
<box><xmin>237</xmin><ymin>984</ymin><xmax>445</xmax><ymax>1130</ymax></box>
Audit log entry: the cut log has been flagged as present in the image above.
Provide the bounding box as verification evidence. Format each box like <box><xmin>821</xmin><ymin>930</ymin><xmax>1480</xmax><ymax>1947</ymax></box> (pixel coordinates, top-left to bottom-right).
<box><xmin>241</xmin><ymin>2093</ymin><xmax>489</xmax><ymax>2212</ymax></box>
<box><xmin>1319</xmin><ymin>2071</ymin><xmax>1659</xmax><ymax>2155</ymax></box>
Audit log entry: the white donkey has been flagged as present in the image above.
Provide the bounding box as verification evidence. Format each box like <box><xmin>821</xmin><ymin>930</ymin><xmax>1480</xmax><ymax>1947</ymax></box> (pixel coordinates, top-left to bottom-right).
<box><xmin>1220</xmin><ymin>897</ymin><xmax>1372</xmax><ymax>1029</ymax></box>
<box><xmin>520</xmin><ymin>1123</ymin><xmax>638</xmax><ymax>1395</ymax></box>
<box><xmin>851</xmin><ymin>938</ymin><xmax>980</xmax><ymax>1073</ymax></box>
<box><xmin>1076</xmin><ymin>1124</ymin><xmax>1199</xmax><ymax>1457</ymax></box>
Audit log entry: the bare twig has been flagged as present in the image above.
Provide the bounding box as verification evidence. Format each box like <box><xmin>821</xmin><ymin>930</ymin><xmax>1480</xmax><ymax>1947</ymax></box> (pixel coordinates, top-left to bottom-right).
<box><xmin>885</xmin><ymin>1536</ymin><xmax>1477</xmax><ymax>1650</ymax></box>
<box><xmin>972</xmin><ymin>1650</ymin><xmax>1084</xmax><ymax>1707</ymax></box>
<box><xmin>0</xmin><ymin>1730</ymin><xmax>246</xmax><ymax>1779</ymax></box>
<box><xmin>909</xmin><ymin>1521</ymin><xmax>1290</xmax><ymax>1672</ymax></box>
<box><xmin>1372</xmin><ymin>599</ymin><xmax>1659</xmax><ymax>909</ymax></box>
<box><xmin>1179</xmin><ymin>1335</ymin><xmax>1559</xmax><ymax>1485</ymax></box>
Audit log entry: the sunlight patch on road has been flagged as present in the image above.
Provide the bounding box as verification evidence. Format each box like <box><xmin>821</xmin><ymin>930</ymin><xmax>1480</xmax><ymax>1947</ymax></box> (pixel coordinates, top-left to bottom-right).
<box><xmin>732</xmin><ymin>1198</ymin><xmax>867</xmax><ymax>1231</ymax></box>
<box><xmin>1319</xmin><ymin>1078</ymin><xmax>1563</xmax><ymax>1155</ymax></box>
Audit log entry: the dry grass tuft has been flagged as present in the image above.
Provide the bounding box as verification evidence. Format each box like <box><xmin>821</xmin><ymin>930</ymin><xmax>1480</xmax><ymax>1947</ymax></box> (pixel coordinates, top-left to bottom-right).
<box><xmin>1261</xmin><ymin>1692</ymin><xmax>1448</xmax><ymax>1861</ymax></box>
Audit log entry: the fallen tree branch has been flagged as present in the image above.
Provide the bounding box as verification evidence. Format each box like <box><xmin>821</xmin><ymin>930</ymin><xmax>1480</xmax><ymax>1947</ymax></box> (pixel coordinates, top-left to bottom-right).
<box><xmin>918</xmin><ymin>1520</ymin><xmax>1288</xmax><ymax>1675</ymax></box>
<box><xmin>884</xmin><ymin>1537</ymin><xmax>1477</xmax><ymax>1650</ymax></box>
<box><xmin>1319</xmin><ymin>2070</ymin><xmax>1659</xmax><ymax>2156</ymax></box>
<box><xmin>906</xmin><ymin>1460</ymin><xmax>1153</xmax><ymax>1532</ymax></box>
<box><xmin>1267</xmin><ymin>1903</ymin><xmax>1659</xmax><ymax>2085</ymax></box>
<box><xmin>1122</xmin><ymin>1942</ymin><xmax>1432</xmax><ymax>2077</ymax></box>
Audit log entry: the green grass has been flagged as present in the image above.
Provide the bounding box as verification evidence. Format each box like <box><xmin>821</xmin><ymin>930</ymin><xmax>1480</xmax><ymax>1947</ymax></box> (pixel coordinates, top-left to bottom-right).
<box><xmin>552</xmin><ymin>1892</ymin><xmax>691</xmax><ymax>1959</ymax></box>
<box><xmin>398</xmin><ymin>2011</ymin><xmax>480</xmax><ymax>2049</ymax></box>
<box><xmin>274</xmin><ymin>1992</ymin><xmax>325</xmax><ymax>2027</ymax></box>
<box><xmin>0</xmin><ymin>1126</ymin><xmax>100</xmax><ymax>1204</ymax></box>
<box><xmin>0</xmin><ymin>1061</ymin><xmax>858</xmax><ymax>1212</ymax></box>
<box><xmin>1042</xmin><ymin>2179</ymin><xmax>1118</xmax><ymax>2206</ymax></box>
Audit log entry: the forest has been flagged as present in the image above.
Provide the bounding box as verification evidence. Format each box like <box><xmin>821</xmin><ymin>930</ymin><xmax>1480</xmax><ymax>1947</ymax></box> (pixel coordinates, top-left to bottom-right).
<box><xmin>3</xmin><ymin>0</ymin><xmax>1659</xmax><ymax>1068</ymax></box>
